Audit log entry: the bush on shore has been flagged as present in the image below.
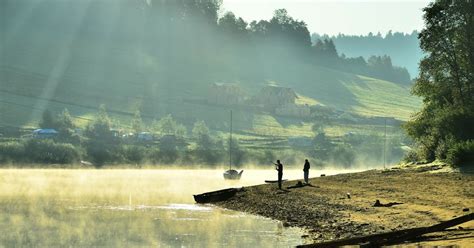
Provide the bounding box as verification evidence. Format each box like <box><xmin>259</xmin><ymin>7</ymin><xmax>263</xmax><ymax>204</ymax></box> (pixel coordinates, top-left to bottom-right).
<box><xmin>0</xmin><ymin>139</ymin><xmax>80</xmax><ymax>164</ymax></box>
<box><xmin>446</xmin><ymin>140</ymin><xmax>474</xmax><ymax>166</ymax></box>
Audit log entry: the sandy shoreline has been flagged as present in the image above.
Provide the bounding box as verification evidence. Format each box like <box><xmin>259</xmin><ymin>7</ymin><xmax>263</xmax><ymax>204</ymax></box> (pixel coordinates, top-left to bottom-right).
<box><xmin>214</xmin><ymin>166</ymin><xmax>474</xmax><ymax>246</ymax></box>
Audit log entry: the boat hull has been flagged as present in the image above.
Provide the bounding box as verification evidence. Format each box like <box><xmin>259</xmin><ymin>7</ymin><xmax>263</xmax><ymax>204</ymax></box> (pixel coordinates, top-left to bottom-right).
<box><xmin>193</xmin><ymin>188</ymin><xmax>240</xmax><ymax>203</ymax></box>
<box><xmin>223</xmin><ymin>169</ymin><xmax>243</xmax><ymax>180</ymax></box>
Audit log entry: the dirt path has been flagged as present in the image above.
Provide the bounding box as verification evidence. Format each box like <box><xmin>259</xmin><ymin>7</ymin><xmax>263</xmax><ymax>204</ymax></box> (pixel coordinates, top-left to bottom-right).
<box><xmin>215</xmin><ymin>167</ymin><xmax>474</xmax><ymax>246</ymax></box>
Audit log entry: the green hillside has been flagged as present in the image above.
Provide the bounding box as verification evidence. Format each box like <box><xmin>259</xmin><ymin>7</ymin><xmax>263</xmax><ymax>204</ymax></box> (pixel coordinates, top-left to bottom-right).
<box><xmin>0</xmin><ymin>0</ymin><xmax>421</xmax><ymax>133</ymax></box>
<box><xmin>0</xmin><ymin>38</ymin><xmax>420</xmax><ymax>130</ymax></box>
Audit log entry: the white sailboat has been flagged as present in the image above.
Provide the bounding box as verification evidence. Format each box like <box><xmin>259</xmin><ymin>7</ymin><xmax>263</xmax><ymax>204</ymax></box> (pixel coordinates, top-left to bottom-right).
<box><xmin>223</xmin><ymin>110</ymin><xmax>243</xmax><ymax>180</ymax></box>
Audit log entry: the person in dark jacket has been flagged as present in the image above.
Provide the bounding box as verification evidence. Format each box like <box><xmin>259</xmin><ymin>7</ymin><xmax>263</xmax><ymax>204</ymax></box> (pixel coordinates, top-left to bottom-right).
<box><xmin>303</xmin><ymin>159</ymin><xmax>310</xmax><ymax>184</ymax></box>
<box><xmin>274</xmin><ymin>160</ymin><xmax>283</xmax><ymax>189</ymax></box>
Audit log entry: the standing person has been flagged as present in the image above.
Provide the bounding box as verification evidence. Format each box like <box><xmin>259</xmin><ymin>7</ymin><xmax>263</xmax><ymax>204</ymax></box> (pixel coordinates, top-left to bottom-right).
<box><xmin>303</xmin><ymin>159</ymin><xmax>310</xmax><ymax>184</ymax></box>
<box><xmin>274</xmin><ymin>160</ymin><xmax>283</xmax><ymax>190</ymax></box>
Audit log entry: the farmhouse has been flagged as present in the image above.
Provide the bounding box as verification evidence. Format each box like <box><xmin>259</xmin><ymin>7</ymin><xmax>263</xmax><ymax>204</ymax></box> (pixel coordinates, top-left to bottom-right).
<box><xmin>208</xmin><ymin>83</ymin><xmax>247</xmax><ymax>105</ymax></box>
<box><xmin>255</xmin><ymin>86</ymin><xmax>298</xmax><ymax>110</ymax></box>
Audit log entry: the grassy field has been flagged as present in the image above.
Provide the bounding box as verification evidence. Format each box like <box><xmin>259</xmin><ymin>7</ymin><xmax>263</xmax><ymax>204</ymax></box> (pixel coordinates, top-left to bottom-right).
<box><xmin>0</xmin><ymin>63</ymin><xmax>419</xmax><ymax>135</ymax></box>
<box><xmin>344</xmin><ymin>76</ymin><xmax>421</xmax><ymax>120</ymax></box>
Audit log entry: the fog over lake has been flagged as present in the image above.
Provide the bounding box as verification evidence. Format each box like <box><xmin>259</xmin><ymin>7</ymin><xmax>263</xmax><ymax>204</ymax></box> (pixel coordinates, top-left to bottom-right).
<box><xmin>0</xmin><ymin>169</ymin><xmax>359</xmax><ymax>247</ymax></box>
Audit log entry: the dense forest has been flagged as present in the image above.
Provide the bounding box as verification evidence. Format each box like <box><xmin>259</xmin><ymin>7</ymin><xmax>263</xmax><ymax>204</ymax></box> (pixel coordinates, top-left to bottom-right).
<box><xmin>313</xmin><ymin>31</ymin><xmax>422</xmax><ymax>78</ymax></box>
<box><xmin>1</xmin><ymin>0</ymin><xmax>412</xmax><ymax>90</ymax></box>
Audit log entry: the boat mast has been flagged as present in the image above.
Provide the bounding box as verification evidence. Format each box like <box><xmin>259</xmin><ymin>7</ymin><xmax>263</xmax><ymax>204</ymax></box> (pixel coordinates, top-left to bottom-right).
<box><xmin>383</xmin><ymin>118</ymin><xmax>387</xmax><ymax>169</ymax></box>
<box><xmin>229</xmin><ymin>110</ymin><xmax>232</xmax><ymax>170</ymax></box>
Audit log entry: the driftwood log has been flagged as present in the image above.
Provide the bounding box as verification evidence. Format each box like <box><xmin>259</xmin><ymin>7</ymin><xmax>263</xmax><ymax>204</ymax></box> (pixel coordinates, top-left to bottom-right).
<box><xmin>297</xmin><ymin>212</ymin><xmax>473</xmax><ymax>248</ymax></box>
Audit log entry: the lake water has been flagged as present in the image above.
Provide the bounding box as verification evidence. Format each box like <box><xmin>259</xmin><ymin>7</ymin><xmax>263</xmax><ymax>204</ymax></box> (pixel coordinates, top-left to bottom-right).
<box><xmin>0</xmin><ymin>169</ymin><xmax>356</xmax><ymax>247</ymax></box>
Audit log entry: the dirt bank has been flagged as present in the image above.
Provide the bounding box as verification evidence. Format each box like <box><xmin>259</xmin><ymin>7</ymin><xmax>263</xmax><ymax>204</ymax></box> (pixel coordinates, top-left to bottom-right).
<box><xmin>214</xmin><ymin>166</ymin><xmax>474</xmax><ymax>246</ymax></box>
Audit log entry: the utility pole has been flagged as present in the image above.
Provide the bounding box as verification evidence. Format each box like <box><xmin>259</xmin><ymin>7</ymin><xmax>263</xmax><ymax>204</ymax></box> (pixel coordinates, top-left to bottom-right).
<box><xmin>383</xmin><ymin>118</ymin><xmax>387</xmax><ymax>169</ymax></box>
<box><xmin>229</xmin><ymin>110</ymin><xmax>232</xmax><ymax>170</ymax></box>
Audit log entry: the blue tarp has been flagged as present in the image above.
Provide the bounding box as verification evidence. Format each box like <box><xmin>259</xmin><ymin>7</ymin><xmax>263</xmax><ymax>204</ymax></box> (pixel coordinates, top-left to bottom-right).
<box><xmin>33</xmin><ymin>129</ymin><xmax>58</xmax><ymax>134</ymax></box>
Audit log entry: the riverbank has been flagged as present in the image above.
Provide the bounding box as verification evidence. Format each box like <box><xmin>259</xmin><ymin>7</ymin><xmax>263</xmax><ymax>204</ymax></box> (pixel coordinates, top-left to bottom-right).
<box><xmin>214</xmin><ymin>164</ymin><xmax>474</xmax><ymax>246</ymax></box>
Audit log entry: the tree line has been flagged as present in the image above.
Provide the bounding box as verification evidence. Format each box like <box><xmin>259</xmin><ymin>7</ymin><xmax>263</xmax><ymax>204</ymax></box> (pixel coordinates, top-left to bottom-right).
<box><xmin>3</xmin><ymin>0</ymin><xmax>411</xmax><ymax>86</ymax></box>
<box><xmin>313</xmin><ymin>31</ymin><xmax>422</xmax><ymax>78</ymax></box>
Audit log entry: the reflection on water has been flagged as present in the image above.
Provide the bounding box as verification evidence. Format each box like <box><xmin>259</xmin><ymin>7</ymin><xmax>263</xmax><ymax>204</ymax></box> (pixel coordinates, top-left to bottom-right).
<box><xmin>0</xmin><ymin>169</ymin><xmax>357</xmax><ymax>247</ymax></box>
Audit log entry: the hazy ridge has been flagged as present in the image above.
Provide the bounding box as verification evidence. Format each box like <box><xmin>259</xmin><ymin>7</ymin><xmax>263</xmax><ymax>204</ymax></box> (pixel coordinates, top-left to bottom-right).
<box><xmin>0</xmin><ymin>0</ymin><xmax>420</xmax><ymax>130</ymax></box>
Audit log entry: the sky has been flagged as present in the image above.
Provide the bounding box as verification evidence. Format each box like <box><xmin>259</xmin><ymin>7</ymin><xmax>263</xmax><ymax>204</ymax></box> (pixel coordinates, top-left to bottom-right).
<box><xmin>221</xmin><ymin>0</ymin><xmax>432</xmax><ymax>36</ymax></box>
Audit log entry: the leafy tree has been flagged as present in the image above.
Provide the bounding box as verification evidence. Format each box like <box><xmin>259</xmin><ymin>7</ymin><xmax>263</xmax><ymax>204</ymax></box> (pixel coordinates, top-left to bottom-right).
<box><xmin>123</xmin><ymin>145</ymin><xmax>146</xmax><ymax>165</ymax></box>
<box><xmin>158</xmin><ymin>134</ymin><xmax>180</xmax><ymax>164</ymax></box>
<box><xmin>192</xmin><ymin>120</ymin><xmax>222</xmax><ymax>164</ymax></box>
<box><xmin>312</xmin><ymin>39</ymin><xmax>338</xmax><ymax>61</ymax></box>
<box><xmin>40</xmin><ymin>109</ymin><xmax>75</xmax><ymax>131</ymax></box>
<box><xmin>367</xmin><ymin>55</ymin><xmax>411</xmax><ymax>84</ymax></box>
<box><xmin>131</xmin><ymin>109</ymin><xmax>143</xmax><ymax>134</ymax></box>
<box><xmin>84</xmin><ymin>105</ymin><xmax>120</xmax><ymax>166</ymax></box>
<box><xmin>39</xmin><ymin>108</ymin><xmax>77</xmax><ymax>142</ymax></box>
<box><xmin>153</xmin><ymin>114</ymin><xmax>187</xmax><ymax>138</ymax></box>
<box><xmin>405</xmin><ymin>0</ymin><xmax>474</xmax><ymax>165</ymax></box>
<box><xmin>175</xmin><ymin>124</ymin><xmax>187</xmax><ymax>138</ymax></box>
<box><xmin>56</xmin><ymin>109</ymin><xmax>77</xmax><ymax>143</ymax></box>
<box><xmin>218</xmin><ymin>12</ymin><xmax>248</xmax><ymax>36</ymax></box>
<box><xmin>269</xmin><ymin>9</ymin><xmax>311</xmax><ymax>49</ymax></box>
<box><xmin>249</xmin><ymin>8</ymin><xmax>311</xmax><ymax>55</ymax></box>
<box><xmin>192</xmin><ymin>120</ymin><xmax>211</xmax><ymax>146</ymax></box>
<box><xmin>57</xmin><ymin>109</ymin><xmax>75</xmax><ymax>131</ymax></box>
<box><xmin>313</xmin><ymin>31</ymin><xmax>422</xmax><ymax>77</ymax></box>
<box><xmin>158</xmin><ymin>114</ymin><xmax>177</xmax><ymax>135</ymax></box>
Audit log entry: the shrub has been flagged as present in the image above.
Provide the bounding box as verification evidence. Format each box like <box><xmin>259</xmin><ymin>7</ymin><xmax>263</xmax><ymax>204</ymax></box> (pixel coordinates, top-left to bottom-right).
<box><xmin>85</xmin><ymin>140</ymin><xmax>121</xmax><ymax>167</ymax></box>
<box><xmin>123</xmin><ymin>145</ymin><xmax>146</xmax><ymax>165</ymax></box>
<box><xmin>0</xmin><ymin>141</ymin><xmax>25</xmax><ymax>163</ymax></box>
<box><xmin>147</xmin><ymin>147</ymin><xmax>161</xmax><ymax>165</ymax></box>
<box><xmin>446</xmin><ymin>140</ymin><xmax>474</xmax><ymax>166</ymax></box>
<box><xmin>403</xmin><ymin>150</ymin><xmax>419</xmax><ymax>164</ymax></box>
<box><xmin>24</xmin><ymin>139</ymin><xmax>80</xmax><ymax>164</ymax></box>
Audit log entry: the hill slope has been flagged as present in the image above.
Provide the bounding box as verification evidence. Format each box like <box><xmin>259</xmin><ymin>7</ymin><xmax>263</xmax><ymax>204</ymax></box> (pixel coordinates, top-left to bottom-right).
<box><xmin>0</xmin><ymin>0</ymin><xmax>421</xmax><ymax>132</ymax></box>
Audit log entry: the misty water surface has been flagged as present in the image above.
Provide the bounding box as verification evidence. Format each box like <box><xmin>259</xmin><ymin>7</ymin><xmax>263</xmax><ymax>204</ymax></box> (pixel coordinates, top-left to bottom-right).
<box><xmin>0</xmin><ymin>169</ymin><xmax>357</xmax><ymax>247</ymax></box>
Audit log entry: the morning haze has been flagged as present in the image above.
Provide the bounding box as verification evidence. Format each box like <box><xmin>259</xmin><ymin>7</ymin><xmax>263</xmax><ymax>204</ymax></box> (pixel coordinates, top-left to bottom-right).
<box><xmin>0</xmin><ymin>0</ymin><xmax>473</xmax><ymax>247</ymax></box>
<box><xmin>222</xmin><ymin>0</ymin><xmax>429</xmax><ymax>35</ymax></box>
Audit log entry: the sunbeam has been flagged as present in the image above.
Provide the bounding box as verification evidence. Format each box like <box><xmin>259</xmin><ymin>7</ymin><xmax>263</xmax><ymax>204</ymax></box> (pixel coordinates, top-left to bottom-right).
<box><xmin>28</xmin><ymin>0</ymin><xmax>93</xmax><ymax>123</ymax></box>
<box><xmin>2</xmin><ymin>0</ymin><xmax>42</xmax><ymax>49</ymax></box>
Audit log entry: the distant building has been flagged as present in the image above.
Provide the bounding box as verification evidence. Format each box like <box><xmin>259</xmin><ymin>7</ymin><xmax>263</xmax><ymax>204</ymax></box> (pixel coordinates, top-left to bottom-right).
<box><xmin>208</xmin><ymin>83</ymin><xmax>247</xmax><ymax>105</ymax></box>
<box><xmin>32</xmin><ymin>129</ymin><xmax>58</xmax><ymax>139</ymax></box>
<box><xmin>255</xmin><ymin>86</ymin><xmax>298</xmax><ymax>110</ymax></box>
